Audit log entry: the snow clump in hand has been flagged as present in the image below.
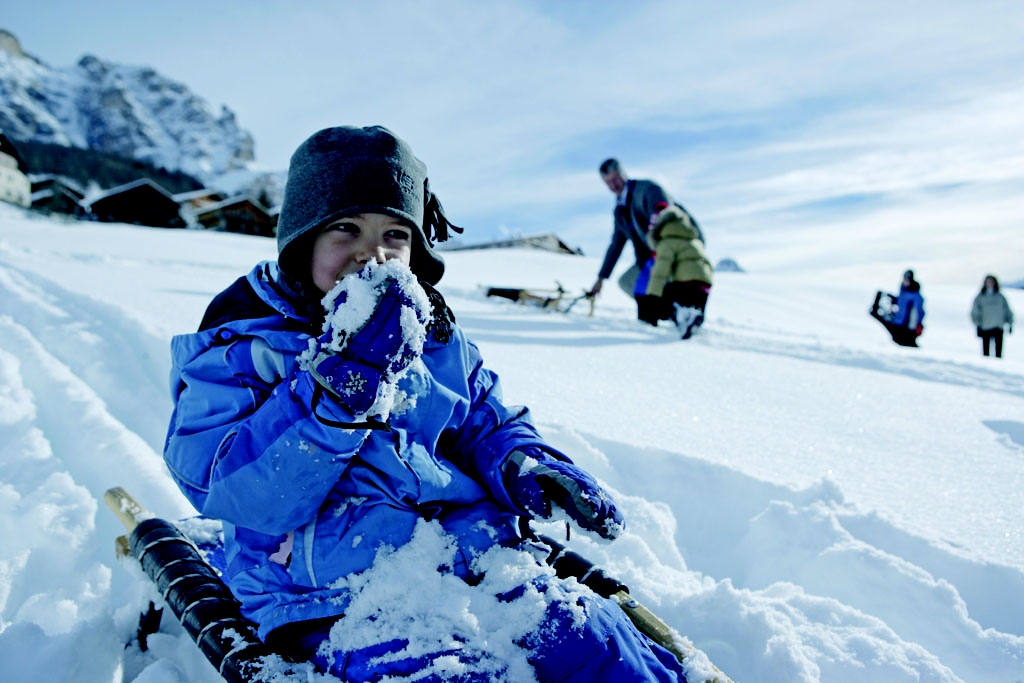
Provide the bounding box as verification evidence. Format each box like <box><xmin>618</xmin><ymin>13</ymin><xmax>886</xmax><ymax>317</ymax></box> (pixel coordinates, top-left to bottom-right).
<box><xmin>319</xmin><ymin>259</ymin><xmax>431</xmax><ymax>352</ymax></box>
<box><xmin>301</xmin><ymin>259</ymin><xmax>433</xmax><ymax>419</ymax></box>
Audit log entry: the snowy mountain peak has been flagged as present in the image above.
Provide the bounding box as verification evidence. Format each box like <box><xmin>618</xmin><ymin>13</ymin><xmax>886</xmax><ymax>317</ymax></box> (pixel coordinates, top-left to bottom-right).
<box><xmin>0</xmin><ymin>28</ymin><xmax>30</xmax><ymax>59</ymax></box>
<box><xmin>0</xmin><ymin>32</ymin><xmax>255</xmax><ymax>183</ymax></box>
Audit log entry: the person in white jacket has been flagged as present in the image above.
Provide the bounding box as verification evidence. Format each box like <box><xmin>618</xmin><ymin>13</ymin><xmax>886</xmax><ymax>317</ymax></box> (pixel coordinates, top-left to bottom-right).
<box><xmin>971</xmin><ymin>275</ymin><xmax>1014</xmax><ymax>358</ymax></box>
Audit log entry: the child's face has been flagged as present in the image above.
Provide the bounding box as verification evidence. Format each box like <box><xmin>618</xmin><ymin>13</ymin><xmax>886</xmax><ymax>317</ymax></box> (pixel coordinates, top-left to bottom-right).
<box><xmin>310</xmin><ymin>213</ymin><xmax>413</xmax><ymax>293</ymax></box>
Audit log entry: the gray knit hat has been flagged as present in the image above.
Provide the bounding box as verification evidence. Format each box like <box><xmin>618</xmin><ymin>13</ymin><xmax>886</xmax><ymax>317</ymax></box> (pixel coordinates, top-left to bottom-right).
<box><xmin>276</xmin><ymin>126</ymin><xmax>460</xmax><ymax>287</ymax></box>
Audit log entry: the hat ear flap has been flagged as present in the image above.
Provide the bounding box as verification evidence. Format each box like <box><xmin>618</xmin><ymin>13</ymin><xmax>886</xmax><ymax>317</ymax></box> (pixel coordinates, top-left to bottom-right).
<box><xmin>279</xmin><ymin>230</ymin><xmax>317</xmax><ymax>289</ymax></box>
<box><xmin>410</xmin><ymin>225</ymin><xmax>445</xmax><ymax>285</ymax></box>
<box><xmin>422</xmin><ymin>182</ymin><xmax>463</xmax><ymax>246</ymax></box>
<box><xmin>411</xmin><ymin>183</ymin><xmax>463</xmax><ymax>286</ymax></box>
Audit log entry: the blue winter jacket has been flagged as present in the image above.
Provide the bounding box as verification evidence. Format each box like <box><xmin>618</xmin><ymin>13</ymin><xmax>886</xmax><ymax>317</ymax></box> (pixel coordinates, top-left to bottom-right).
<box><xmin>892</xmin><ymin>285</ymin><xmax>925</xmax><ymax>328</ymax></box>
<box><xmin>164</xmin><ymin>262</ymin><xmax>551</xmax><ymax>639</ymax></box>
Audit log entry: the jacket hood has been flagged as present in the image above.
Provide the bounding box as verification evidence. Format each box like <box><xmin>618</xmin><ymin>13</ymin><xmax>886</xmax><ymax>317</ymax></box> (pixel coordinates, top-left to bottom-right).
<box><xmin>650</xmin><ymin>205</ymin><xmax>700</xmax><ymax>243</ymax></box>
<box><xmin>653</xmin><ymin>205</ymin><xmax>686</xmax><ymax>229</ymax></box>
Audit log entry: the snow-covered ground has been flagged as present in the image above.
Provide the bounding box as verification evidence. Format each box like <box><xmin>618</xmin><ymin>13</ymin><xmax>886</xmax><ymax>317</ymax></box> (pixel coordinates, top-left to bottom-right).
<box><xmin>0</xmin><ymin>203</ymin><xmax>1021</xmax><ymax>682</ymax></box>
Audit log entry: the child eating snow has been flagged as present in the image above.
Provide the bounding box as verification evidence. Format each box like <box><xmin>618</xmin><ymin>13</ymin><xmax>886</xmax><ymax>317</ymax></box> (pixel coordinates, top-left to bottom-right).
<box><xmin>163</xmin><ymin>126</ymin><xmax>689</xmax><ymax>681</ymax></box>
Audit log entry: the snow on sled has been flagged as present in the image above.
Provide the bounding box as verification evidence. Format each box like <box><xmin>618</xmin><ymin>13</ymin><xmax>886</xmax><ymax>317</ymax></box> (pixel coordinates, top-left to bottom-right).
<box><xmin>485</xmin><ymin>282</ymin><xmax>595</xmax><ymax>316</ymax></box>
<box><xmin>105</xmin><ymin>486</ymin><xmax>733</xmax><ymax>683</ymax></box>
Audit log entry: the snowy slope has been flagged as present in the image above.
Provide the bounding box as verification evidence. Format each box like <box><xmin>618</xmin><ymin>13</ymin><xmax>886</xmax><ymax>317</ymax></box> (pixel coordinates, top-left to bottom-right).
<box><xmin>0</xmin><ymin>203</ymin><xmax>1022</xmax><ymax>682</ymax></box>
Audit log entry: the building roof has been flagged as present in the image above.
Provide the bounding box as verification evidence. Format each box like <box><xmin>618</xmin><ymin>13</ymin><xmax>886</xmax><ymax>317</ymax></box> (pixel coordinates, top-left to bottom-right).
<box><xmin>193</xmin><ymin>194</ymin><xmax>273</xmax><ymax>218</ymax></box>
<box><xmin>86</xmin><ymin>178</ymin><xmax>176</xmax><ymax>209</ymax></box>
<box><xmin>172</xmin><ymin>187</ymin><xmax>226</xmax><ymax>202</ymax></box>
<box><xmin>29</xmin><ymin>174</ymin><xmax>85</xmax><ymax>198</ymax></box>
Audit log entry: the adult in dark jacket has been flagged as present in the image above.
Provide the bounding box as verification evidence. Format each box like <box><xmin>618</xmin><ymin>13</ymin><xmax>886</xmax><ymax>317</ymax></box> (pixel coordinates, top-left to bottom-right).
<box><xmin>870</xmin><ymin>269</ymin><xmax>925</xmax><ymax>347</ymax></box>
<box><xmin>588</xmin><ymin>158</ymin><xmax>703</xmax><ymax>325</ymax></box>
<box><xmin>971</xmin><ymin>274</ymin><xmax>1014</xmax><ymax>357</ymax></box>
<box><xmin>163</xmin><ymin>126</ymin><xmax>688</xmax><ymax>682</ymax></box>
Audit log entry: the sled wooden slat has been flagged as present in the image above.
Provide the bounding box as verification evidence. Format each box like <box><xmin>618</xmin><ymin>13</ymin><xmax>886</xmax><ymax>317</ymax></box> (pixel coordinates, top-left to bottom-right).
<box><xmin>104</xmin><ymin>486</ymin><xmax>148</xmax><ymax>533</ymax></box>
<box><xmin>612</xmin><ymin>590</ymin><xmax>732</xmax><ymax>683</ymax></box>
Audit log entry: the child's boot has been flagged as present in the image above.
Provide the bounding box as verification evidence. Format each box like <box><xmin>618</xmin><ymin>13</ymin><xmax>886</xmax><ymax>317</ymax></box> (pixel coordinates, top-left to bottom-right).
<box><xmin>673</xmin><ymin>304</ymin><xmax>702</xmax><ymax>339</ymax></box>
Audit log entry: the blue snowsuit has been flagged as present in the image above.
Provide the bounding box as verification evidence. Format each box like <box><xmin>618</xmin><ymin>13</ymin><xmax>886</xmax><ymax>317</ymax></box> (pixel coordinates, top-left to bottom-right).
<box><xmin>164</xmin><ymin>262</ymin><xmax>686</xmax><ymax>682</ymax></box>
<box><xmin>892</xmin><ymin>285</ymin><xmax>925</xmax><ymax>328</ymax></box>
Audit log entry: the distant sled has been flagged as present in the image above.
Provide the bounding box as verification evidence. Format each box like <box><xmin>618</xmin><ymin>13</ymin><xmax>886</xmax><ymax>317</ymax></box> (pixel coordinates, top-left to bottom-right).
<box><xmin>105</xmin><ymin>486</ymin><xmax>733</xmax><ymax>683</ymax></box>
<box><xmin>485</xmin><ymin>281</ymin><xmax>595</xmax><ymax>316</ymax></box>
<box><xmin>869</xmin><ymin>290</ymin><xmax>919</xmax><ymax>347</ymax></box>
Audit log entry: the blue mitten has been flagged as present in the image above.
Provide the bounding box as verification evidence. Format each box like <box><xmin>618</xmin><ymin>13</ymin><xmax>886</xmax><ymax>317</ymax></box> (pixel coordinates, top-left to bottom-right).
<box><xmin>504</xmin><ymin>448</ymin><xmax>624</xmax><ymax>540</ymax></box>
<box><xmin>309</xmin><ymin>275</ymin><xmax>427</xmax><ymax>416</ymax></box>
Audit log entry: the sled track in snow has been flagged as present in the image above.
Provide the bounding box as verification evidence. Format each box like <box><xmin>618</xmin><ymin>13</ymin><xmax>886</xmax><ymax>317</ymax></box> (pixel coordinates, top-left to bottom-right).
<box><xmin>0</xmin><ymin>260</ymin><xmax>193</xmax><ymax>516</ymax></box>
<box><xmin>458</xmin><ymin>286</ymin><xmax>1024</xmax><ymax>400</ymax></box>
<box><xmin>702</xmin><ymin>319</ymin><xmax>1024</xmax><ymax>400</ymax></box>
<box><xmin>0</xmin><ymin>261</ymin><xmax>195</xmax><ymax>654</ymax></box>
<box><xmin>0</xmin><ymin>260</ymin><xmax>173</xmax><ymax>445</ymax></box>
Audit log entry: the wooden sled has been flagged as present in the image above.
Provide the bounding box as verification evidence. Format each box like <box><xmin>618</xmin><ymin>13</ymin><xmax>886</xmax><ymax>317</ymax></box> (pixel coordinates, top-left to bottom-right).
<box><xmin>106</xmin><ymin>486</ymin><xmax>731</xmax><ymax>682</ymax></box>
<box><xmin>485</xmin><ymin>282</ymin><xmax>595</xmax><ymax>316</ymax></box>
<box><xmin>869</xmin><ymin>290</ymin><xmax>920</xmax><ymax>347</ymax></box>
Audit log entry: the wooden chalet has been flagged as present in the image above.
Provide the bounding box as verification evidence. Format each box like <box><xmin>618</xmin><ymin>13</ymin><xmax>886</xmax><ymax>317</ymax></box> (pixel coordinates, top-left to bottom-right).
<box><xmin>173</xmin><ymin>188</ymin><xmax>227</xmax><ymax>214</ymax></box>
<box><xmin>87</xmin><ymin>179</ymin><xmax>186</xmax><ymax>228</ymax></box>
<box><xmin>30</xmin><ymin>174</ymin><xmax>87</xmax><ymax>217</ymax></box>
<box><xmin>0</xmin><ymin>131</ymin><xmax>31</xmax><ymax>208</ymax></box>
<box><xmin>193</xmin><ymin>195</ymin><xmax>277</xmax><ymax>237</ymax></box>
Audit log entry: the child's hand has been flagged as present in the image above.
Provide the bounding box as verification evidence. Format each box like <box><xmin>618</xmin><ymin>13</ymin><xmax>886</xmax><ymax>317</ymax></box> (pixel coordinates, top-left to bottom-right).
<box><xmin>309</xmin><ymin>275</ymin><xmax>428</xmax><ymax>416</ymax></box>
<box><xmin>504</xmin><ymin>448</ymin><xmax>624</xmax><ymax>541</ymax></box>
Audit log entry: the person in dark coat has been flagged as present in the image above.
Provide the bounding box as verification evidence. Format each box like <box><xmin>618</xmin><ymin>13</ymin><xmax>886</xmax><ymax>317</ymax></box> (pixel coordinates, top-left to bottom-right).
<box><xmin>971</xmin><ymin>274</ymin><xmax>1014</xmax><ymax>357</ymax></box>
<box><xmin>871</xmin><ymin>269</ymin><xmax>925</xmax><ymax>347</ymax></box>
<box><xmin>588</xmin><ymin>158</ymin><xmax>703</xmax><ymax>326</ymax></box>
<box><xmin>163</xmin><ymin>126</ymin><xmax>688</xmax><ymax>682</ymax></box>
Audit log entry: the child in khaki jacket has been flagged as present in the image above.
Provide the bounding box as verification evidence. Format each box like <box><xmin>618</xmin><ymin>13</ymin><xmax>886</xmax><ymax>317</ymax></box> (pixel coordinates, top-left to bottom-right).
<box><xmin>646</xmin><ymin>202</ymin><xmax>714</xmax><ymax>339</ymax></box>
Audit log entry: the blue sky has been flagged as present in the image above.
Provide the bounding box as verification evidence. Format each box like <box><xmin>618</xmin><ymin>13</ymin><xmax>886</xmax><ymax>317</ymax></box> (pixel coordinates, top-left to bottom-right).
<box><xmin>4</xmin><ymin>0</ymin><xmax>1024</xmax><ymax>276</ymax></box>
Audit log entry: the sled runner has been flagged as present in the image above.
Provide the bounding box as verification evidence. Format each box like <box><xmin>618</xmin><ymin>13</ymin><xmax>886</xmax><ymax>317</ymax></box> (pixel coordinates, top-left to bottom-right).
<box><xmin>485</xmin><ymin>282</ymin><xmax>595</xmax><ymax>316</ymax></box>
<box><xmin>105</xmin><ymin>486</ymin><xmax>732</xmax><ymax>683</ymax></box>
